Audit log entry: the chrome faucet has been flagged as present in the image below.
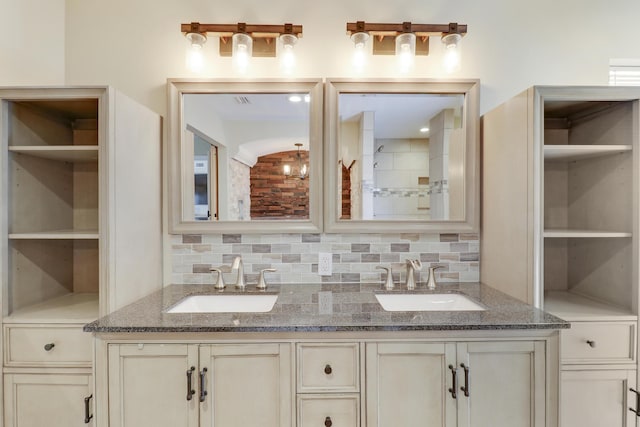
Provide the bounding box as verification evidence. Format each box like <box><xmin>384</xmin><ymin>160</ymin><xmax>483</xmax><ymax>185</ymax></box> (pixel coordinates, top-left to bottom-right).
<box><xmin>231</xmin><ymin>256</ymin><xmax>246</xmax><ymax>290</ymax></box>
<box><xmin>405</xmin><ymin>259</ymin><xmax>423</xmax><ymax>290</ymax></box>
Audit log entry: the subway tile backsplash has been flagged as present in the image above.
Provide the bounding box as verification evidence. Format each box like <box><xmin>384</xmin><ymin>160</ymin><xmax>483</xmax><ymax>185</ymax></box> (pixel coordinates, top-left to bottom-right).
<box><xmin>171</xmin><ymin>233</ymin><xmax>479</xmax><ymax>285</ymax></box>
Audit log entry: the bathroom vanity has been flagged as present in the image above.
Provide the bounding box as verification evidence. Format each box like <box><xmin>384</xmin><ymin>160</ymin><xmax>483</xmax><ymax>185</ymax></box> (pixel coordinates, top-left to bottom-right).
<box><xmin>85</xmin><ymin>283</ymin><xmax>567</xmax><ymax>427</ymax></box>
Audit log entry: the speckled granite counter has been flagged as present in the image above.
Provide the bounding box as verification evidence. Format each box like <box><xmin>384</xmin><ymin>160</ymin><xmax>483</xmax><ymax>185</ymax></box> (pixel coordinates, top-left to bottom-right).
<box><xmin>84</xmin><ymin>283</ymin><xmax>569</xmax><ymax>333</ymax></box>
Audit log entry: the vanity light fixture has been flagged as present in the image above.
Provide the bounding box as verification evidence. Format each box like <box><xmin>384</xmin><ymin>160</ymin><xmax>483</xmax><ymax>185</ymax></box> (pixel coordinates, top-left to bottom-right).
<box><xmin>346</xmin><ymin>21</ymin><xmax>467</xmax><ymax>73</ymax></box>
<box><xmin>181</xmin><ymin>22</ymin><xmax>303</xmax><ymax>73</ymax></box>
<box><xmin>420</xmin><ymin>127</ymin><xmax>429</xmax><ymax>133</ymax></box>
<box><xmin>283</xmin><ymin>143</ymin><xmax>308</xmax><ymax>180</ymax></box>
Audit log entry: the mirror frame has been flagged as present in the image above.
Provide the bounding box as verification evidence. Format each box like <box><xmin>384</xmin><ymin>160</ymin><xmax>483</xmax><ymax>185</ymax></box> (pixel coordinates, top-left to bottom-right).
<box><xmin>324</xmin><ymin>78</ymin><xmax>480</xmax><ymax>233</ymax></box>
<box><xmin>167</xmin><ymin>79</ymin><xmax>324</xmax><ymax>234</ymax></box>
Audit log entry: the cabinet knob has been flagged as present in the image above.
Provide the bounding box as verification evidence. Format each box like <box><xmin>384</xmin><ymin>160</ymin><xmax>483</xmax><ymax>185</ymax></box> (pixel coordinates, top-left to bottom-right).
<box><xmin>324</xmin><ymin>416</ymin><xmax>332</xmax><ymax>427</ymax></box>
<box><xmin>324</xmin><ymin>364</ymin><xmax>332</xmax><ymax>375</ymax></box>
<box><xmin>586</xmin><ymin>340</ymin><xmax>596</xmax><ymax>348</ymax></box>
<box><xmin>44</xmin><ymin>343</ymin><xmax>55</xmax><ymax>351</ymax></box>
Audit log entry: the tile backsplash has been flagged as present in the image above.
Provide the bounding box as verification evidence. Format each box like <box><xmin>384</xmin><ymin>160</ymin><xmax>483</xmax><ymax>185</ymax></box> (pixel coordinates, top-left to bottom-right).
<box><xmin>171</xmin><ymin>232</ymin><xmax>479</xmax><ymax>285</ymax></box>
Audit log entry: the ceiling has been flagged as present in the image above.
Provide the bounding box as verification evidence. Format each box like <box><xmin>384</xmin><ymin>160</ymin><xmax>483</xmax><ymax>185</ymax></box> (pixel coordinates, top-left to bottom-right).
<box><xmin>184</xmin><ymin>91</ymin><xmax>464</xmax><ymax>160</ymax></box>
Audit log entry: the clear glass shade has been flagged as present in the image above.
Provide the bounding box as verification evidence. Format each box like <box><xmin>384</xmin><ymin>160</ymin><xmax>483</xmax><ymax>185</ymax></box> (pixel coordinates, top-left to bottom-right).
<box><xmin>395</xmin><ymin>33</ymin><xmax>416</xmax><ymax>71</ymax></box>
<box><xmin>279</xmin><ymin>33</ymin><xmax>298</xmax><ymax>73</ymax></box>
<box><xmin>232</xmin><ymin>33</ymin><xmax>253</xmax><ymax>73</ymax></box>
<box><xmin>442</xmin><ymin>33</ymin><xmax>462</xmax><ymax>73</ymax></box>
<box><xmin>186</xmin><ymin>32</ymin><xmax>206</xmax><ymax>72</ymax></box>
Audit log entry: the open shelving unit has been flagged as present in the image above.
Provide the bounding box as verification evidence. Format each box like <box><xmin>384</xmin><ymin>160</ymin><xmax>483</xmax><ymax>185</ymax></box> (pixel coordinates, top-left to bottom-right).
<box><xmin>542</xmin><ymin>99</ymin><xmax>636</xmax><ymax>319</ymax></box>
<box><xmin>4</xmin><ymin>98</ymin><xmax>100</xmax><ymax>322</ymax></box>
<box><xmin>481</xmin><ymin>86</ymin><xmax>640</xmax><ymax>427</ymax></box>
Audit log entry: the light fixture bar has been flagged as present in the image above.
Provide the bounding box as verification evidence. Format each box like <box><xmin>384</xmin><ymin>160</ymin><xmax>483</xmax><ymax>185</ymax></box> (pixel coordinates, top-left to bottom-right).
<box><xmin>182</xmin><ymin>22</ymin><xmax>303</xmax><ymax>58</ymax></box>
<box><xmin>181</xmin><ymin>22</ymin><xmax>303</xmax><ymax>38</ymax></box>
<box><xmin>346</xmin><ymin>21</ymin><xmax>467</xmax><ymax>38</ymax></box>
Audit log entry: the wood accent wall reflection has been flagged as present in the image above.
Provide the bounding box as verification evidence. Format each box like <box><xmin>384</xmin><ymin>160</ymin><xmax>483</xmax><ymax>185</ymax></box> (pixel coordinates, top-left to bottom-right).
<box><xmin>250</xmin><ymin>150</ymin><xmax>309</xmax><ymax>219</ymax></box>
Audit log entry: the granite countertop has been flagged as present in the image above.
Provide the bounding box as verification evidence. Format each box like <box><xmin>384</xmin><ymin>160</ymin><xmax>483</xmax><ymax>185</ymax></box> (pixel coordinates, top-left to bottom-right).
<box><xmin>84</xmin><ymin>282</ymin><xmax>569</xmax><ymax>333</ymax></box>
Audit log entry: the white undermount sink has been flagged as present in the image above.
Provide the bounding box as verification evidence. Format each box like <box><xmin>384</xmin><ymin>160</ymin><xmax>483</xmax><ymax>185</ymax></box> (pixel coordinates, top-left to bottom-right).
<box><xmin>375</xmin><ymin>293</ymin><xmax>486</xmax><ymax>312</ymax></box>
<box><xmin>166</xmin><ymin>294</ymin><xmax>278</xmax><ymax>313</ymax></box>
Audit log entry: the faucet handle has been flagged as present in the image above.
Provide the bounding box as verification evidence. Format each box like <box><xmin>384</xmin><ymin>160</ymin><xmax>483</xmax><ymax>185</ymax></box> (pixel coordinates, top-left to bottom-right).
<box><xmin>209</xmin><ymin>267</ymin><xmax>226</xmax><ymax>290</ymax></box>
<box><xmin>376</xmin><ymin>266</ymin><xmax>395</xmax><ymax>290</ymax></box>
<box><xmin>215</xmin><ymin>265</ymin><xmax>233</xmax><ymax>273</ymax></box>
<box><xmin>257</xmin><ymin>268</ymin><xmax>277</xmax><ymax>290</ymax></box>
<box><xmin>426</xmin><ymin>265</ymin><xmax>443</xmax><ymax>290</ymax></box>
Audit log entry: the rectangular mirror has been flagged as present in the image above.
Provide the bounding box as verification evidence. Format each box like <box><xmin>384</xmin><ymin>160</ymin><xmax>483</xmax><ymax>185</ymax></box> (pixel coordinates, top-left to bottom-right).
<box><xmin>168</xmin><ymin>79</ymin><xmax>323</xmax><ymax>234</ymax></box>
<box><xmin>324</xmin><ymin>79</ymin><xmax>479</xmax><ymax>233</ymax></box>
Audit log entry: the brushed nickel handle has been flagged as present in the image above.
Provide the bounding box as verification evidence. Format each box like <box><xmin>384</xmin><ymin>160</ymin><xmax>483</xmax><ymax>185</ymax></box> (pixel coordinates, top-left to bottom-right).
<box><xmin>460</xmin><ymin>363</ymin><xmax>470</xmax><ymax>397</ymax></box>
<box><xmin>586</xmin><ymin>340</ymin><xmax>596</xmax><ymax>348</ymax></box>
<box><xmin>199</xmin><ymin>368</ymin><xmax>208</xmax><ymax>402</ymax></box>
<box><xmin>324</xmin><ymin>364</ymin><xmax>332</xmax><ymax>375</ymax></box>
<box><xmin>84</xmin><ymin>394</ymin><xmax>93</xmax><ymax>423</ymax></box>
<box><xmin>448</xmin><ymin>365</ymin><xmax>458</xmax><ymax>399</ymax></box>
<box><xmin>630</xmin><ymin>388</ymin><xmax>640</xmax><ymax>416</ymax></box>
<box><xmin>186</xmin><ymin>366</ymin><xmax>196</xmax><ymax>401</ymax></box>
<box><xmin>44</xmin><ymin>343</ymin><xmax>55</xmax><ymax>351</ymax></box>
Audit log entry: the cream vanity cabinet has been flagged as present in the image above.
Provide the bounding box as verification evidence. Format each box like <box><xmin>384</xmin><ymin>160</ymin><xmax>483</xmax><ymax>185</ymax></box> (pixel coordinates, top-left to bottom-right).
<box><xmin>106</xmin><ymin>343</ymin><xmax>292</xmax><ymax>427</ymax></box>
<box><xmin>482</xmin><ymin>86</ymin><xmax>640</xmax><ymax>426</ymax></box>
<box><xmin>366</xmin><ymin>340</ymin><xmax>547</xmax><ymax>427</ymax></box>
<box><xmin>0</xmin><ymin>87</ymin><xmax>162</xmax><ymax>426</ymax></box>
<box><xmin>96</xmin><ymin>335</ymin><xmax>556</xmax><ymax>427</ymax></box>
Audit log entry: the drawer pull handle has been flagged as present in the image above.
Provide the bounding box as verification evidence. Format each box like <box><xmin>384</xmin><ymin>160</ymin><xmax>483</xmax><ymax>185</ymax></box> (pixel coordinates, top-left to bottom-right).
<box><xmin>324</xmin><ymin>416</ymin><xmax>332</xmax><ymax>427</ymax></box>
<box><xmin>460</xmin><ymin>363</ymin><xmax>470</xmax><ymax>397</ymax></box>
<box><xmin>448</xmin><ymin>364</ymin><xmax>457</xmax><ymax>399</ymax></box>
<box><xmin>186</xmin><ymin>366</ymin><xmax>196</xmax><ymax>401</ymax></box>
<box><xmin>44</xmin><ymin>343</ymin><xmax>55</xmax><ymax>351</ymax></box>
<box><xmin>324</xmin><ymin>364</ymin><xmax>332</xmax><ymax>375</ymax></box>
<box><xmin>586</xmin><ymin>340</ymin><xmax>596</xmax><ymax>348</ymax></box>
<box><xmin>84</xmin><ymin>394</ymin><xmax>93</xmax><ymax>423</ymax></box>
<box><xmin>630</xmin><ymin>388</ymin><xmax>640</xmax><ymax>417</ymax></box>
<box><xmin>199</xmin><ymin>368</ymin><xmax>208</xmax><ymax>402</ymax></box>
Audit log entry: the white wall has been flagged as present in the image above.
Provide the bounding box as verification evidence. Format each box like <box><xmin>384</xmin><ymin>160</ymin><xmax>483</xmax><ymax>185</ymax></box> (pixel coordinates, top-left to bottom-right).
<box><xmin>0</xmin><ymin>0</ymin><xmax>65</xmax><ymax>84</ymax></box>
<box><xmin>3</xmin><ymin>1</ymin><xmax>640</xmax><ymax>112</ymax></box>
<box><xmin>62</xmin><ymin>0</ymin><xmax>640</xmax><ymax>115</ymax></box>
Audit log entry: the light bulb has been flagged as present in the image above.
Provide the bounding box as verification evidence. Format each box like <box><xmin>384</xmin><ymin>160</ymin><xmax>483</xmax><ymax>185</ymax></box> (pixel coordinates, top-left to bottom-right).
<box><xmin>283</xmin><ymin>164</ymin><xmax>291</xmax><ymax>176</ymax></box>
<box><xmin>442</xmin><ymin>33</ymin><xmax>462</xmax><ymax>73</ymax></box>
<box><xmin>279</xmin><ymin>34</ymin><xmax>298</xmax><ymax>73</ymax></box>
<box><xmin>186</xmin><ymin>32</ymin><xmax>206</xmax><ymax>73</ymax></box>
<box><xmin>395</xmin><ymin>33</ymin><xmax>416</xmax><ymax>72</ymax></box>
<box><xmin>300</xmin><ymin>164</ymin><xmax>308</xmax><ymax>178</ymax></box>
<box><xmin>232</xmin><ymin>33</ymin><xmax>253</xmax><ymax>73</ymax></box>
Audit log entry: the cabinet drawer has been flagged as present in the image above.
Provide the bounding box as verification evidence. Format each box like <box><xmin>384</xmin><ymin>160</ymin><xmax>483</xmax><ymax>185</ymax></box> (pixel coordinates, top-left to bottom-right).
<box><xmin>297</xmin><ymin>394</ymin><xmax>359</xmax><ymax>427</ymax></box>
<box><xmin>297</xmin><ymin>343</ymin><xmax>359</xmax><ymax>392</ymax></box>
<box><xmin>4</xmin><ymin>325</ymin><xmax>92</xmax><ymax>367</ymax></box>
<box><xmin>561</xmin><ymin>321</ymin><xmax>636</xmax><ymax>364</ymax></box>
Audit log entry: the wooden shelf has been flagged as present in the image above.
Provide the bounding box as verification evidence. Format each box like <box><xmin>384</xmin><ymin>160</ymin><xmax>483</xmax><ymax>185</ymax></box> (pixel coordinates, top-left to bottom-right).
<box><xmin>4</xmin><ymin>293</ymin><xmax>99</xmax><ymax>324</ymax></box>
<box><xmin>8</xmin><ymin>145</ymin><xmax>98</xmax><ymax>162</ymax></box>
<box><xmin>544</xmin><ymin>229</ymin><xmax>632</xmax><ymax>238</ymax></box>
<box><xmin>9</xmin><ymin>230</ymin><xmax>99</xmax><ymax>239</ymax></box>
<box><xmin>544</xmin><ymin>291</ymin><xmax>636</xmax><ymax>321</ymax></box>
<box><xmin>544</xmin><ymin>144</ymin><xmax>631</xmax><ymax>162</ymax></box>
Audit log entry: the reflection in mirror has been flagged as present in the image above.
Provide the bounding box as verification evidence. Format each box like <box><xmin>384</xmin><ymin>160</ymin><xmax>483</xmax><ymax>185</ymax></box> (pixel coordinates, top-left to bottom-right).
<box><xmin>324</xmin><ymin>80</ymin><xmax>479</xmax><ymax>234</ymax></box>
<box><xmin>183</xmin><ymin>93</ymin><xmax>310</xmax><ymax>221</ymax></box>
<box><xmin>168</xmin><ymin>80</ymin><xmax>323</xmax><ymax>234</ymax></box>
<box><xmin>338</xmin><ymin>93</ymin><xmax>465</xmax><ymax>221</ymax></box>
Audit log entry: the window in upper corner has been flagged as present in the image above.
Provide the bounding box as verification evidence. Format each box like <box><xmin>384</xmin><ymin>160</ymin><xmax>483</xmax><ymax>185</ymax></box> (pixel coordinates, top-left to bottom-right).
<box><xmin>609</xmin><ymin>58</ymin><xmax>640</xmax><ymax>86</ymax></box>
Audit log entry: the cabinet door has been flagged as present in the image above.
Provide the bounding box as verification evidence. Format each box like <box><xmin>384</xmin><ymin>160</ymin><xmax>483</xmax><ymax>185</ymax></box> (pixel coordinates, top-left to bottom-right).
<box><xmin>456</xmin><ymin>341</ymin><xmax>546</xmax><ymax>427</ymax></box>
<box><xmin>107</xmin><ymin>343</ymin><xmax>199</xmax><ymax>427</ymax></box>
<box><xmin>561</xmin><ymin>369</ymin><xmax>637</xmax><ymax>427</ymax></box>
<box><xmin>365</xmin><ymin>342</ymin><xmax>457</xmax><ymax>427</ymax></box>
<box><xmin>199</xmin><ymin>343</ymin><xmax>293</xmax><ymax>427</ymax></box>
<box><xmin>4</xmin><ymin>373</ymin><xmax>93</xmax><ymax>427</ymax></box>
